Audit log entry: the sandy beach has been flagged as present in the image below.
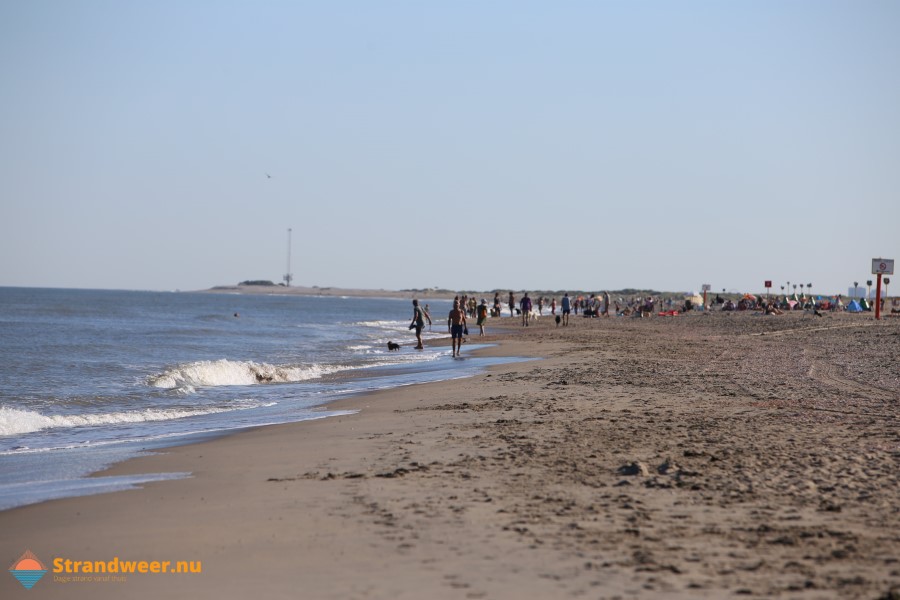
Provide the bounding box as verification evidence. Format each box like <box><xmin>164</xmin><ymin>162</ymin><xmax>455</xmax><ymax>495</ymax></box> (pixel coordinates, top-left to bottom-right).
<box><xmin>2</xmin><ymin>309</ymin><xmax>898</xmax><ymax>599</ymax></box>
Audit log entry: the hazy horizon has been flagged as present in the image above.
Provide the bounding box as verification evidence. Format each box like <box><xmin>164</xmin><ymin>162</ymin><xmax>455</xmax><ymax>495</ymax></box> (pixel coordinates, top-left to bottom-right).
<box><xmin>0</xmin><ymin>280</ymin><xmax>884</xmax><ymax>299</ymax></box>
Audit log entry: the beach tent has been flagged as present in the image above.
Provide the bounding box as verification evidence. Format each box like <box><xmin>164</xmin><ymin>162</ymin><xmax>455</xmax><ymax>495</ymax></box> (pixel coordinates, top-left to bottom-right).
<box><xmin>859</xmin><ymin>298</ymin><xmax>870</xmax><ymax>311</ymax></box>
<box><xmin>847</xmin><ymin>300</ymin><xmax>863</xmax><ymax>313</ymax></box>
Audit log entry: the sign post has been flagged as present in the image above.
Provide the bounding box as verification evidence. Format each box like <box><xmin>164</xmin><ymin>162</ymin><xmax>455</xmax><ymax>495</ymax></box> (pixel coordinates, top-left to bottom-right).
<box><xmin>764</xmin><ymin>280</ymin><xmax>772</xmax><ymax>301</ymax></box>
<box><xmin>872</xmin><ymin>258</ymin><xmax>894</xmax><ymax>320</ymax></box>
<box><xmin>702</xmin><ymin>284</ymin><xmax>711</xmax><ymax>308</ymax></box>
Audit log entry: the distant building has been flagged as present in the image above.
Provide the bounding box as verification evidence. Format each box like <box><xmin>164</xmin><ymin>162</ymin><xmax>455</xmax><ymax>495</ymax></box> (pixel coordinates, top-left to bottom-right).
<box><xmin>848</xmin><ymin>286</ymin><xmax>887</xmax><ymax>299</ymax></box>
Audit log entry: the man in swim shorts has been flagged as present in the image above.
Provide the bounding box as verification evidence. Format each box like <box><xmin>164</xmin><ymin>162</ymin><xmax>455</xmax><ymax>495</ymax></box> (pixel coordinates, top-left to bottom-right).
<box><xmin>448</xmin><ymin>299</ymin><xmax>467</xmax><ymax>357</ymax></box>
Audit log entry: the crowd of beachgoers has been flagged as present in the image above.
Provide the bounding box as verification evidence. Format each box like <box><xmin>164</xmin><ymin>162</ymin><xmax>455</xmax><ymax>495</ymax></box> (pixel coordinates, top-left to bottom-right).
<box><xmin>713</xmin><ymin>292</ymin><xmax>897</xmax><ymax>315</ymax></box>
<box><xmin>448</xmin><ymin>290</ymin><xmax>899</xmax><ymax>321</ymax></box>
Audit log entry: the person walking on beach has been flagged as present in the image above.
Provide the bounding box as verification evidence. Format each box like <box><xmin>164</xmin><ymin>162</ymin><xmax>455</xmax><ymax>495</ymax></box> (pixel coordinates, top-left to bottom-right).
<box><xmin>520</xmin><ymin>293</ymin><xmax>533</xmax><ymax>326</ymax></box>
<box><xmin>448</xmin><ymin>299</ymin><xmax>467</xmax><ymax>357</ymax></box>
<box><xmin>602</xmin><ymin>291</ymin><xmax>611</xmax><ymax>317</ymax></box>
<box><xmin>493</xmin><ymin>292</ymin><xmax>502</xmax><ymax>317</ymax></box>
<box><xmin>508</xmin><ymin>291</ymin><xmax>516</xmax><ymax>317</ymax></box>
<box><xmin>476</xmin><ymin>299</ymin><xmax>488</xmax><ymax>337</ymax></box>
<box><xmin>410</xmin><ymin>299</ymin><xmax>432</xmax><ymax>350</ymax></box>
<box><xmin>561</xmin><ymin>293</ymin><xmax>571</xmax><ymax>326</ymax></box>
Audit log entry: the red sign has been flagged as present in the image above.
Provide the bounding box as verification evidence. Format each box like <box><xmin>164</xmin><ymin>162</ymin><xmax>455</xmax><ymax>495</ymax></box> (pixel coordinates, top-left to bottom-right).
<box><xmin>764</xmin><ymin>280</ymin><xmax>772</xmax><ymax>288</ymax></box>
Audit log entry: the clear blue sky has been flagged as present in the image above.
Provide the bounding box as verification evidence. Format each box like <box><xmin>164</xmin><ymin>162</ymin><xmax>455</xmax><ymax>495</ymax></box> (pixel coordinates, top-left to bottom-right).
<box><xmin>2</xmin><ymin>1</ymin><xmax>898</xmax><ymax>295</ymax></box>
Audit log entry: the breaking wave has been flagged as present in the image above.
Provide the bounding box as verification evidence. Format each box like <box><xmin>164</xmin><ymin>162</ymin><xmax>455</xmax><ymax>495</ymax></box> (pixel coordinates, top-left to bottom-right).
<box><xmin>147</xmin><ymin>359</ymin><xmax>339</xmax><ymax>392</ymax></box>
<box><xmin>0</xmin><ymin>401</ymin><xmax>273</xmax><ymax>437</ymax></box>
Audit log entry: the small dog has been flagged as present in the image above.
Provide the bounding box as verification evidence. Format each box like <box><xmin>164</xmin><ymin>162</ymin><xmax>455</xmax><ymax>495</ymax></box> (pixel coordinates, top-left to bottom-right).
<box><xmin>555</xmin><ymin>315</ymin><xmax>561</xmax><ymax>327</ymax></box>
<box><xmin>387</xmin><ymin>341</ymin><xmax>401</xmax><ymax>351</ymax></box>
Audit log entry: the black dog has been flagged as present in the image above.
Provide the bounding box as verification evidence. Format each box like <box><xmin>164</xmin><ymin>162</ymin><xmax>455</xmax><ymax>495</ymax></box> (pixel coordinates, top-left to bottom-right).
<box><xmin>387</xmin><ymin>341</ymin><xmax>401</xmax><ymax>351</ymax></box>
<box><xmin>555</xmin><ymin>315</ymin><xmax>561</xmax><ymax>327</ymax></box>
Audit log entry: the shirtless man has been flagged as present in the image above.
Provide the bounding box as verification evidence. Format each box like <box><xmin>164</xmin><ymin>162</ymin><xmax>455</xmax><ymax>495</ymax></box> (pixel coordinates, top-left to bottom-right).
<box><xmin>448</xmin><ymin>299</ymin><xmax>467</xmax><ymax>357</ymax></box>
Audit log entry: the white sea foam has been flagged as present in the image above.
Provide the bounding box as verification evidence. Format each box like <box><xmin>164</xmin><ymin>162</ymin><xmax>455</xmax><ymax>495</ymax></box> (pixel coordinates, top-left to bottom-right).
<box><xmin>0</xmin><ymin>409</ymin><xmax>355</xmax><ymax>456</ymax></box>
<box><xmin>354</xmin><ymin>320</ymin><xmax>407</xmax><ymax>327</ymax></box>
<box><xmin>0</xmin><ymin>402</ymin><xmax>273</xmax><ymax>437</ymax></box>
<box><xmin>147</xmin><ymin>359</ymin><xmax>339</xmax><ymax>391</ymax></box>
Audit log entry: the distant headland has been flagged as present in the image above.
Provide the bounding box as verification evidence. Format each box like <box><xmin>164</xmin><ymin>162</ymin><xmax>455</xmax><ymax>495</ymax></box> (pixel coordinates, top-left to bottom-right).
<box><xmin>202</xmin><ymin>281</ymin><xmax>676</xmax><ymax>301</ymax></box>
<box><xmin>203</xmin><ymin>282</ymin><xmax>459</xmax><ymax>300</ymax></box>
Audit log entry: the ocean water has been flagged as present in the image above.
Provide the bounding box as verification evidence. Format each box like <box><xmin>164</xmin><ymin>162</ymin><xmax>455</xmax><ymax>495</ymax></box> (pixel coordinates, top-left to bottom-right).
<box><xmin>0</xmin><ymin>288</ymin><xmax>518</xmax><ymax>510</ymax></box>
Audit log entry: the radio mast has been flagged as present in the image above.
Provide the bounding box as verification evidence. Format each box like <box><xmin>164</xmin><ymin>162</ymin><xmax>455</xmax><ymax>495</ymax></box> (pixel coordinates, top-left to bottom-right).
<box><xmin>283</xmin><ymin>228</ymin><xmax>293</xmax><ymax>287</ymax></box>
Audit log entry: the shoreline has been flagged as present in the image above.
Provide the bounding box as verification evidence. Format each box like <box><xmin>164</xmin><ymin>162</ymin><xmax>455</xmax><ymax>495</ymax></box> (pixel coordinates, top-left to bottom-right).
<box><xmin>0</xmin><ymin>324</ymin><xmax>540</xmax><ymax>598</ymax></box>
<box><xmin>2</xmin><ymin>312</ymin><xmax>898</xmax><ymax>598</ymax></box>
<box><xmin>0</xmin><ymin>321</ymin><xmax>513</xmax><ymax>513</ymax></box>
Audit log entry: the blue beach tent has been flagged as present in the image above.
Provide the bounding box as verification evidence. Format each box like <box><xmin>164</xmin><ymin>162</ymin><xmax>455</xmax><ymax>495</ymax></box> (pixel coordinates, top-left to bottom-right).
<box><xmin>847</xmin><ymin>300</ymin><xmax>863</xmax><ymax>313</ymax></box>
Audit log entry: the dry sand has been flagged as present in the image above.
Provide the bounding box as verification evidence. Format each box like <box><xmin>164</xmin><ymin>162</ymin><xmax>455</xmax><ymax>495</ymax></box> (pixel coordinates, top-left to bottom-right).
<box><xmin>2</xmin><ymin>310</ymin><xmax>898</xmax><ymax>599</ymax></box>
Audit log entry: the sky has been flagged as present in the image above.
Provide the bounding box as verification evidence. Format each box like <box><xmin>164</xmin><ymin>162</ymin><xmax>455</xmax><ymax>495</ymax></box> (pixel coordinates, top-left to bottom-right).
<box><xmin>1</xmin><ymin>1</ymin><xmax>898</xmax><ymax>296</ymax></box>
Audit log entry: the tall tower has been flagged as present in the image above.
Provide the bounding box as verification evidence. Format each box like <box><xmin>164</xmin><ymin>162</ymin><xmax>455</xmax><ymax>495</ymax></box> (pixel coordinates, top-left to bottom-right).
<box><xmin>283</xmin><ymin>228</ymin><xmax>293</xmax><ymax>287</ymax></box>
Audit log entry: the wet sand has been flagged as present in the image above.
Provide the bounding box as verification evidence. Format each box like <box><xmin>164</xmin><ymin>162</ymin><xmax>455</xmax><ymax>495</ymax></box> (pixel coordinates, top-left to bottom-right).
<box><xmin>1</xmin><ymin>310</ymin><xmax>898</xmax><ymax>599</ymax></box>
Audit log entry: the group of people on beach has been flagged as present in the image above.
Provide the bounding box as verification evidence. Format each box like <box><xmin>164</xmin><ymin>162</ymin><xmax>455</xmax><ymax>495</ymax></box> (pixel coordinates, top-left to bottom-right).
<box><xmin>409</xmin><ymin>285</ymin><xmax>895</xmax><ymax>354</ymax></box>
<box><xmin>503</xmin><ymin>291</ymin><xmax>618</xmax><ymax>324</ymax></box>
<box><xmin>409</xmin><ymin>289</ymin><xmax>628</xmax><ymax>353</ymax></box>
<box><xmin>409</xmin><ymin>296</ymin><xmax>489</xmax><ymax>357</ymax></box>
<box><xmin>715</xmin><ymin>293</ymin><xmax>892</xmax><ymax>315</ymax></box>
<box><xmin>410</xmin><ymin>289</ymin><xmax>671</xmax><ymax>351</ymax></box>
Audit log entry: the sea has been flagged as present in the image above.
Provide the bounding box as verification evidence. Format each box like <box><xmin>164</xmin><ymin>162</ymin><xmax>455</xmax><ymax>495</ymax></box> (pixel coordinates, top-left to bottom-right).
<box><xmin>0</xmin><ymin>287</ymin><xmax>519</xmax><ymax>511</ymax></box>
